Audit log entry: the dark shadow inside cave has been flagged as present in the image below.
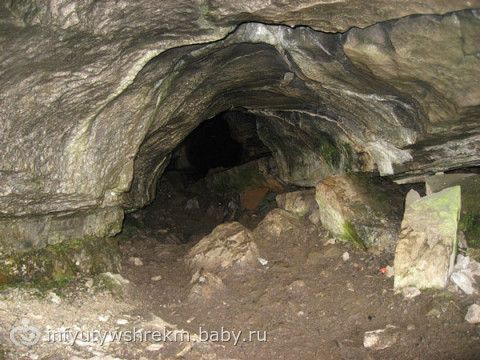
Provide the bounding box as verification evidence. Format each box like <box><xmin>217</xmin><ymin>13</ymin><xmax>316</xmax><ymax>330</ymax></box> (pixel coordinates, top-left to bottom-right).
<box><xmin>167</xmin><ymin>110</ymin><xmax>272</xmax><ymax>182</ymax></box>
<box><xmin>124</xmin><ymin>109</ymin><xmax>281</xmax><ymax>243</ymax></box>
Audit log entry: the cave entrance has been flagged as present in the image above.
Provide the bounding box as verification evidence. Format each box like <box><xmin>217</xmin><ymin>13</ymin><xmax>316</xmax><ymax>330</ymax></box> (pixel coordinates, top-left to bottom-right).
<box><xmin>125</xmin><ymin>109</ymin><xmax>283</xmax><ymax>244</ymax></box>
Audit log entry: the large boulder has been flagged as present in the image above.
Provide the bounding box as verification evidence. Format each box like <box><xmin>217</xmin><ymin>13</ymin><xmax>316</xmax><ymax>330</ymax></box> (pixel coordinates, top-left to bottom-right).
<box><xmin>185</xmin><ymin>222</ymin><xmax>259</xmax><ymax>276</ymax></box>
<box><xmin>394</xmin><ymin>186</ymin><xmax>461</xmax><ymax>289</ymax></box>
<box><xmin>315</xmin><ymin>174</ymin><xmax>404</xmax><ymax>250</ymax></box>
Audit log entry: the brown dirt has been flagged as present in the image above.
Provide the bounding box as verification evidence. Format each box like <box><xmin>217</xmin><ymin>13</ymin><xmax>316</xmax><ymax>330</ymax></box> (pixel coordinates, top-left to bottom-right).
<box><xmin>1</xmin><ymin>178</ymin><xmax>479</xmax><ymax>360</ymax></box>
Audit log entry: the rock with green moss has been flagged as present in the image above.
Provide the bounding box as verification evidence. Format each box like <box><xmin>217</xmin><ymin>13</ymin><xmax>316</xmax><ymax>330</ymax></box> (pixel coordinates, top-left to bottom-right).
<box><xmin>314</xmin><ymin>173</ymin><xmax>404</xmax><ymax>251</ymax></box>
<box><xmin>0</xmin><ymin>207</ymin><xmax>124</xmax><ymax>252</ymax></box>
<box><xmin>93</xmin><ymin>272</ymin><xmax>130</xmax><ymax>296</ymax></box>
<box><xmin>394</xmin><ymin>186</ymin><xmax>461</xmax><ymax>290</ymax></box>
<box><xmin>425</xmin><ymin>174</ymin><xmax>480</xmax><ymax>248</ymax></box>
<box><xmin>0</xmin><ymin>236</ymin><xmax>121</xmax><ymax>287</ymax></box>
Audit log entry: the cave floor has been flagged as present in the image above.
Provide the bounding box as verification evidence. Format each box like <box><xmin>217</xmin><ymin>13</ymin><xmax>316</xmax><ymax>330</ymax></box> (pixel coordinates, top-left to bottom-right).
<box><xmin>1</xmin><ymin>181</ymin><xmax>480</xmax><ymax>360</ymax></box>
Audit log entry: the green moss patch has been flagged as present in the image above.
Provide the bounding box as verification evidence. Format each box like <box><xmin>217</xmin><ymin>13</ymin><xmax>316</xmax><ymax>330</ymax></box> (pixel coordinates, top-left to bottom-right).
<box><xmin>342</xmin><ymin>222</ymin><xmax>367</xmax><ymax>251</ymax></box>
<box><xmin>460</xmin><ymin>213</ymin><xmax>480</xmax><ymax>248</ymax></box>
<box><xmin>0</xmin><ymin>237</ymin><xmax>120</xmax><ymax>287</ymax></box>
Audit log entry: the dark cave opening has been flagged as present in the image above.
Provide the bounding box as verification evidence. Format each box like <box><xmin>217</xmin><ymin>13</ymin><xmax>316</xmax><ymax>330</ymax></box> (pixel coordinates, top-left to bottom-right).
<box><xmin>167</xmin><ymin>110</ymin><xmax>272</xmax><ymax>182</ymax></box>
<box><xmin>126</xmin><ymin>110</ymin><xmax>279</xmax><ymax>243</ymax></box>
<box><xmin>187</xmin><ymin>114</ymin><xmax>242</xmax><ymax>177</ymax></box>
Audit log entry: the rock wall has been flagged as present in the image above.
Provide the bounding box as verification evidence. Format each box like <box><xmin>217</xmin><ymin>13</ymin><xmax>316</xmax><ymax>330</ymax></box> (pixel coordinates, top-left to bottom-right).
<box><xmin>1</xmin><ymin>1</ymin><xmax>479</xmax><ymax>251</ymax></box>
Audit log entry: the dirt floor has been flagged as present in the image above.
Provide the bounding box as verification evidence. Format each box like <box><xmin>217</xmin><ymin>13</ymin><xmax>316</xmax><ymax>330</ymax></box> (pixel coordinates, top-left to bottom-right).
<box><xmin>1</xmin><ymin>175</ymin><xmax>479</xmax><ymax>360</ymax></box>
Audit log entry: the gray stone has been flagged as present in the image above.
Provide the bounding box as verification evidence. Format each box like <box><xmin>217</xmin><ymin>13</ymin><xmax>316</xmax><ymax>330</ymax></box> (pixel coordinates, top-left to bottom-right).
<box><xmin>276</xmin><ymin>189</ymin><xmax>318</xmax><ymax>217</ymax></box>
<box><xmin>363</xmin><ymin>325</ymin><xmax>399</xmax><ymax>350</ymax></box>
<box><xmin>315</xmin><ymin>174</ymin><xmax>403</xmax><ymax>251</ymax></box>
<box><xmin>465</xmin><ymin>304</ymin><xmax>480</xmax><ymax>324</ymax></box>
<box><xmin>425</xmin><ymin>173</ymin><xmax>480</xmax><ymax>248</ymax></box>
<box><xmin>450</xmin><ymin>255</ymin><xmax>480</xmax><ymax>295</ymax></box>
<box><xmin>425</xmin><ymin>173</ymin><xmax>477</xmax><ymax>196</ymax></box>
<box><xmin>405</xmin><ymin>189</ymin><xmax>421</xmax><ymax>209</ymax></box>
<box><xmin>401</xmin><ymin>287</ymin><xmax>421</xmax><ymax>299</ymax></box>
<box><xmin>0</xmin><ymin>207</ymin><xmax>123</xmax><ymax>251</ymax></box>
<box><xmin>394</xmin><ymin>186</ymin><xmax>461</xmax><ymax>289</ymax></box>
<box><xmin>185</xmin><ymin>222</ymin><xmax>259</xmax><ymax>276</ymax></box>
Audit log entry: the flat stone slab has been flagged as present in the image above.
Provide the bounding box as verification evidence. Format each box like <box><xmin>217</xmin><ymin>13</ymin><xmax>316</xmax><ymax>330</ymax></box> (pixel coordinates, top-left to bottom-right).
<box><xmin>394</xmin><ymin>186</ymin><xmax>461</xmax><ymax>289</ymax></box>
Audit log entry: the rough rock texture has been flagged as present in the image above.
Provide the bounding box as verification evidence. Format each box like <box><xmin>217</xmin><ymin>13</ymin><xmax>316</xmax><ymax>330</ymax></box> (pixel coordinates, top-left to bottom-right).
<box><xmin>363</xmin><ymin>325</ymin><xmax>399</xmax><ymax>350</ymax></box>
<box><xmin>254</xmin><ymin>208</ymin><xmax>305</xmax><ymax>239</ymax></box>
<box><xmin>0</xmin><ymin>207</ymin><xmax>123</xmax><ymax>251</ymax></box>
<box><xmin>315</xmin><ymin>174</ymin><xmax>404</xmax><ymax>250</ymax></box>
<box><xmin>425</xmin><ymin>173</ymin><xmax>480</xmax><ymax>248</ymax></box>
<box><xmin>1</xmin><ymin>1</ymin><xmax>480</xmax><ymax>251</ymax></box>
<box><xmin>253</xmin><ymin>208</ymin><xmax>318</xmax><ymax>266</ymax></box>
<box><xmin>0</xmin><ymin>237</ymin><xmax>121</xmax><ymax>286</ymax></box>
<box><xmin>188</xmin><ymin>270</ymin><xmax>226</xmax><ymax>303</ymax></box>
<box><xmin>276</xmin><ymin>189</ymin><xmax>318</xmax><ymax>217</ymax></box>
<box><xmin>465</xmin><ymin>304</ymin><xmax>480</xmax><ymax>324</ymax></box>
<box><xmin>450</xmin><ymin>254</ymin><xmax>480</xmax><ymax>295</ymax></box>
<box><xmin>200</xmin><ymin>157</ymin><xmax>284</xmax><ymax>210</ymax></box>
<box><xmin>185</xmin><ymin>222</ymin><xmax>259</xmax><ymax>276</ymax></box>
<box><xmin>394</xmin><ymin>186</ymin><xmax>461</xmax><ymax>290</ymax></box>
<box><xmin>203</xmin><ymin>158</ymin><xmax>283</xmax><ymax>195</ymax></box>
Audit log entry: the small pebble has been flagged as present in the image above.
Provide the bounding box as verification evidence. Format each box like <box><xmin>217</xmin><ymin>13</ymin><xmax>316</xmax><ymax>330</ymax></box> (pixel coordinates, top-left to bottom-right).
<box><xmin>323</xmin><ymin>238</ymin><xmax>336</xmax><ymax>246</ymax></box>
<box><xmin>129</xmin><ymin>257</ymin><xmax>144</xmax><ymax>266</ymax></box>
<box><xmin>98</xmin><ymin>315</ymin><xmax>110</xmax><ymax>322</ymax></box>
<box><xmin>146</xmin><ymin>343</ymin><xmax>164</xmax><ymax>351</ymax></box>
<box><xmin>258</xmin><ymin>257</ymin><xmax>269</xmax><ymax>266</ymax></box>
<box><xmin>465</xmin><ymin>304</ymin><xmax>480</xmax><ymax>324</ymax></box>
<box><xmin>48</xmin><ymin>292</ymin><xmax>62</xmax><ymax>305</ymax></box>
<box><xmin>402</xmin><ymin>287</ymin><xmax>421</xmax><ymax>299</ymax></box>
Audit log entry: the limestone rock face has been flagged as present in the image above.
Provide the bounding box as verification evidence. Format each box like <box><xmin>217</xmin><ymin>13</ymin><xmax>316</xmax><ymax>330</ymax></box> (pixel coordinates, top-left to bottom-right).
<box><xmin>0</xmin><ymin>207</ymin><xmax>123</xmax><ymax>251</ymax></box>
<box><xmin>185</xmin><ymin>222</ymin><xmax>259</xmax><ymax>276</ymax></box>
<box><xmin>1</xmin><ymin>1</ymin><xmax>480</xmax><ymax>251</ymax></box>
<box><xmin>394</xmin><ymin>186</ymin><xmax>461</xmax><ymax>290</ymax></box>
<box><xmin>315</xmin><ymin>174</ymin><xmax>403</xmax><ymax>250</ymax></box>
